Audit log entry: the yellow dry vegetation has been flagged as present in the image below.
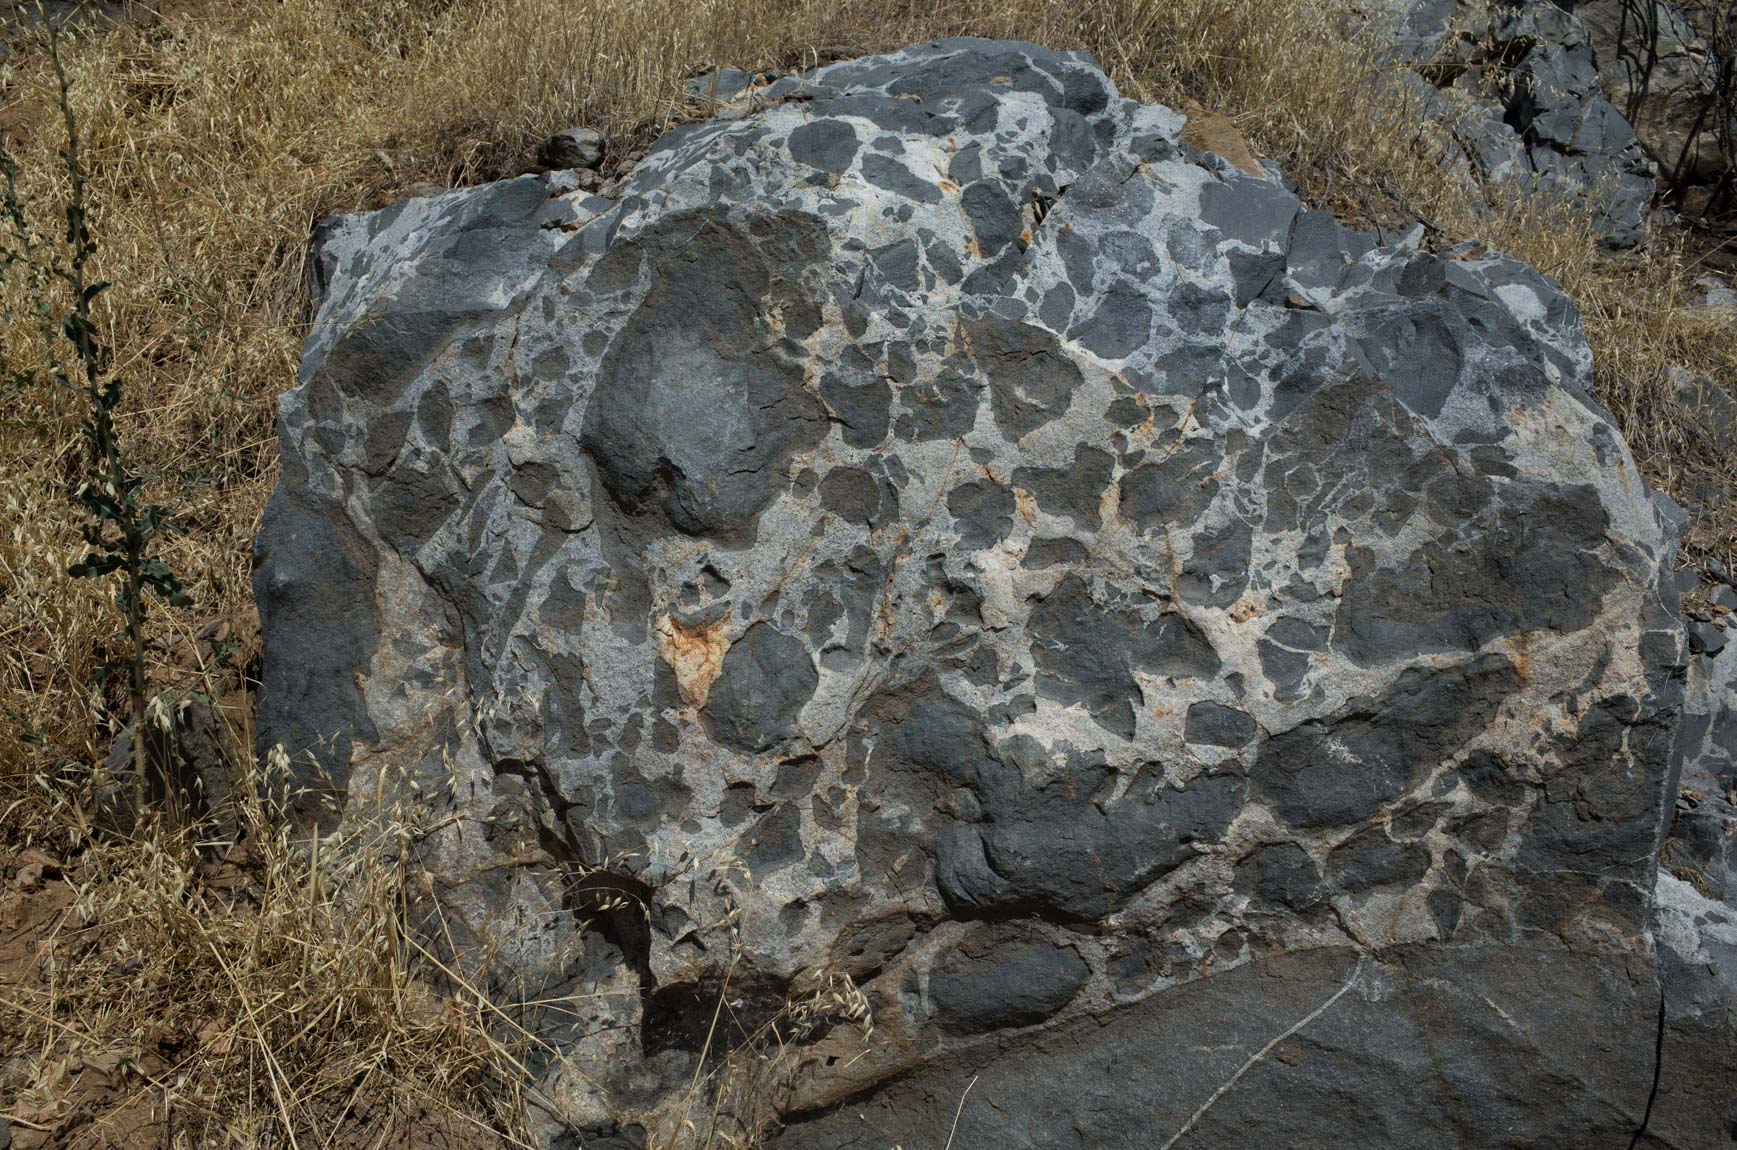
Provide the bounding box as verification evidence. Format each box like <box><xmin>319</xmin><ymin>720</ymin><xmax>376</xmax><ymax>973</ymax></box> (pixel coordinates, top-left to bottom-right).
<box><xmin>0</xmin><ymin>0</ymin><xmax>1732</xmax><ymax>1146</ymax></box>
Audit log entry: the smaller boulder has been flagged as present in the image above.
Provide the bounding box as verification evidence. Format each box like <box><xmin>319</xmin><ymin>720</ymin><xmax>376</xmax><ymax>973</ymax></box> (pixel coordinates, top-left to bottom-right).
<box><xmin>683</xmin><ymin>67</ymin><xmax>767</xmax><ymax>104</ymax></box>
<box><xmin>1689</xmin><ymin>620</ymin><xmax>1729</xmax><ymax>657</ymax></box>
<box><xmin>1669</xmin><ymin>366</ymin><xmax>1737</xmax><ymax>443</ymax></box>
<box><xmin>537</xmin><ymin>126</ymin><xmax>604</xmax><ymax>171</ymax></box>
<box><xmin>1689</xmin><ymin>276</ymin><xmax>1737</xmax><ymax>317</ymax></box>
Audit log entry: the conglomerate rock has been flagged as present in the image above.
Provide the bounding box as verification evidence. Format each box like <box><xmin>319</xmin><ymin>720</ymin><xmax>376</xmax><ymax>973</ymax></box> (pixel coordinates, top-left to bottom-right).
<box><xmin>255</xmin><ymin>37</ymin><xmax>1723</xmax><ymax>1148</ymax></box>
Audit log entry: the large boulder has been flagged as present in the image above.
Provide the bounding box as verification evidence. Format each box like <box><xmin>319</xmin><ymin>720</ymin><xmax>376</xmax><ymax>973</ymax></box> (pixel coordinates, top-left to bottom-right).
<box><xmin>256</xmin><ymin>38</ymin><xmax>1711</xmax><ymax>1148</ymax></box>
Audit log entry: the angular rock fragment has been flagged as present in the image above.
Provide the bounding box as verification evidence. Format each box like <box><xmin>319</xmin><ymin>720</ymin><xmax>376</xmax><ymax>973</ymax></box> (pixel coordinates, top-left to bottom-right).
<box><xmin>538</xmin><ymin>126</ymin><xmax>605</xmax><ymax>171</ymax></box>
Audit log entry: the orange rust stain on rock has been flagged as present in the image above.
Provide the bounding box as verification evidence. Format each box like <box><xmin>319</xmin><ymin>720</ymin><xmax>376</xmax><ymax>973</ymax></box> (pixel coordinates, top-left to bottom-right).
<box><xmin>1509</xmin><ymin>633</ymin><xmax>1534</xmax><ymax>683</ymax></box>
<box><xmin>655</xmin><ymin>615</ymin><xmax>730</xmax><ymax>708</ymax></box>
<box><xmin>1180</xmin><ymin>101</ymin><xmax>1264</xmax><ymax>178</ymax></box>
<box><xmin>1228</xmin><ymin>599</ymin><xmax>1262</xmax><ymax>624</ymax></box>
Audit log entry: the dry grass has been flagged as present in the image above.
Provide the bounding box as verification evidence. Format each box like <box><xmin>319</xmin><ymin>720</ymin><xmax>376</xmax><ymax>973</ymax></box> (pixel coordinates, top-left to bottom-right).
<box><xmin>3</xmin><ymin>765</ymin><xmax>534</xmax><ymax>1148</ymax></box>
<box><xmin>0</xmin><ymin>0</ymin><xmax>1733</xmax><ymax>1145</ymax></box>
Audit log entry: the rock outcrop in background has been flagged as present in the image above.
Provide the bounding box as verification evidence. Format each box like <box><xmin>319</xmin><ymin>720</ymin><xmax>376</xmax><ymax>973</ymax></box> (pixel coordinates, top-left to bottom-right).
<box><xmin>1387</xmin><ymin>0</ymin><xmax>1736</xmax><ymax>245</ymax></box>
<box><xmin>1575</xmin><ymin>0</ymin><xmax>1736</xmax><ymax>222</ymax></box>
<box><xmin>1392</xmin><ymin>0</ymin><xmax>1662</xmax><ymax>246</ymax></box>
<box><xmin>255</xmin><ymin>33</ymin><xmax>1735</xmax><ymax>1150</ymax></box>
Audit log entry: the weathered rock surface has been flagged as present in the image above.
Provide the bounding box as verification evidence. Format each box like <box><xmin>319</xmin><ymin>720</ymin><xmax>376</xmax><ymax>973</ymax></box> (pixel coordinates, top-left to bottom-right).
<box><xmin>539</xmin><ymin>126</ymin><xmax>606</xmax><ymax>172</ymax></box>
<box><xmin>1575</xmin><ymin>0</ymin><xmax>1736</xmax><ymax>202</ymax></box>
<box><xmin>256</xmin><ymin>37</ymin><xmax>1724</xmax><ymax>1148</ymax></box>
<box><xmin>1648</xmin><ymin>591</ymin><xmax>1737</xmax><ymax>1148</ymax></box>
<box><xmin>1391</xmin><ymin>0</ymin><xmax>1659</xmax><ymax>246</ymax></box>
